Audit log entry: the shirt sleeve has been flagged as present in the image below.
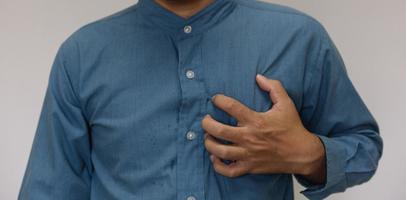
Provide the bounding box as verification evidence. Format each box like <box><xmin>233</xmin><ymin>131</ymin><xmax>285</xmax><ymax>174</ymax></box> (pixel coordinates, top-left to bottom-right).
<box><xmin>18</xmin><ymin>37</ymin><xmax>92</xmax><ymax>200</ymax></box>
<box><xmin>294</xmin><ymin>22</ymin><xmax>384</xmax><ymax>200</ymax></box>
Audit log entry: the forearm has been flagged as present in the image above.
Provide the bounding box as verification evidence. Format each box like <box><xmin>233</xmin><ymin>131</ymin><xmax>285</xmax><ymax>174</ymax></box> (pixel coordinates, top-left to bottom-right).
<box><xmin>293</xmin><ymin>131</ymin><xmax>326</xmax><ymax>185</ymax></box>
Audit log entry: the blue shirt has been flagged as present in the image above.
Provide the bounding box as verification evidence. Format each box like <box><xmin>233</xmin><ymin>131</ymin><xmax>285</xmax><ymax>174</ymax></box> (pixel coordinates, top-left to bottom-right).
<box><xmin>18</xmin><ymin>0</ymin><xmax>383</xmax><ymax>199</ymax></box>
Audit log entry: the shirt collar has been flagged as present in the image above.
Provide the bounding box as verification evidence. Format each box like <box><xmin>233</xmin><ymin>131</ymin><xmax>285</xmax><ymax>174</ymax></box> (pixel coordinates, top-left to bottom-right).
<box><xmin>136</xmin><ymin>0</ymin><xmax>236</xmax><ymax>38</ymax></box>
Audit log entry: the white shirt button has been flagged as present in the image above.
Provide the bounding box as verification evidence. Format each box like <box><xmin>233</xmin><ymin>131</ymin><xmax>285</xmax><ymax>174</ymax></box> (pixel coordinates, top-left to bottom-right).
<box><xmin>186</xmin><ymin>196</ymin><xmax>196</xmax><ymax>200</ymax></box>
<box><xmin>186</xmin><ymin>70</ymin><xmax>195</xmax><ymax>79</ymax></box>
<box><xmin>184</xmin><ymin>25</ymin><xmax>192</xmax><ymax>34</ymax></box>
<box><xmin>186</xmin><ymin>131</ymin><xmax>196</xmax><ymax>141</ymax></box>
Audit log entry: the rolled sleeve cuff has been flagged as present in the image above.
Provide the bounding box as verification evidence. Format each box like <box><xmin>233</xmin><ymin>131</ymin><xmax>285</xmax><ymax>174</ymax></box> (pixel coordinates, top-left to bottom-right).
<box><xmin>295</xmin><ymin>135</ymin><xmax>348</xmax><ymax>200</ymax></box>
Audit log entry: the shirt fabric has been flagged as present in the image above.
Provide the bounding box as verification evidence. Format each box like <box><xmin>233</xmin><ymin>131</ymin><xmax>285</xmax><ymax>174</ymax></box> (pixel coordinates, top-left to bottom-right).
<box><xmin>18</xmin><ymin>0</ymin><xmax>383</xmax><ymax>199</ymax></box>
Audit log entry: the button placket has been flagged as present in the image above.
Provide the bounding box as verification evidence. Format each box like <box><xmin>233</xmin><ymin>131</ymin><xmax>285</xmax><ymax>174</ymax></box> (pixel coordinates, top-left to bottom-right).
<box><xmin>175</xmin><ymin>35</ymin><xmax>205</xmax><ymax>200</ymax></box>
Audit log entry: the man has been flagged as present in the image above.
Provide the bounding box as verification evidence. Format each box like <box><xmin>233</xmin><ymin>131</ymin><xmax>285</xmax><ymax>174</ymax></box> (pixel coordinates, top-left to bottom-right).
<box><xmin>18</xmin><ymin>0</ymin><xmax>383</xmax><ymax>199</ymax></box>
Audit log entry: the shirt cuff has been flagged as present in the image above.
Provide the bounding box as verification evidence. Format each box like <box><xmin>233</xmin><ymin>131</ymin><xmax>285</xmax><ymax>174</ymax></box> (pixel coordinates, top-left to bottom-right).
<box><xmin>294</xmin><ymin>135</ymin><xmax>348</xmax><ymax>200</ymax></box>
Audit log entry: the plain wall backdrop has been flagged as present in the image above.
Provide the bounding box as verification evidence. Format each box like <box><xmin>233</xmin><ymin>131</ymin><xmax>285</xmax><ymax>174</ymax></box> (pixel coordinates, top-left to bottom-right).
<box><xmin>1</xmin><ymin>0</ymin><xmax>405</xmax><ymax>199</ymax></box>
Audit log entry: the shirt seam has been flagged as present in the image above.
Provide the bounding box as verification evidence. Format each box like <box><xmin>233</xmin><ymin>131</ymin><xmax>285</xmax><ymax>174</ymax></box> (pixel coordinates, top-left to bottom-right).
<box><xmin>303</xmin><ymin>28</ymin><xmax>329</xmax><ymax>127</ymax></box>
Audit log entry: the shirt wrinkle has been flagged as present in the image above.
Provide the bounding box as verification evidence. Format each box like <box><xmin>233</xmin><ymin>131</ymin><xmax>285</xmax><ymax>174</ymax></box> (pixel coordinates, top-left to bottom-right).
<box><xmin>18</xmin><ymin>0</ymin><xmax>383</xmax><ymax>200</ymax></box>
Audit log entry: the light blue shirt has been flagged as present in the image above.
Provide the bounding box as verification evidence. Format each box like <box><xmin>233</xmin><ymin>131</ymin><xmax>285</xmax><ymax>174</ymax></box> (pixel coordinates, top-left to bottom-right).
<box><xmin>18</xmin><ymin>0</ymin><xmax>383</xmax><ymax>199</ymax></box>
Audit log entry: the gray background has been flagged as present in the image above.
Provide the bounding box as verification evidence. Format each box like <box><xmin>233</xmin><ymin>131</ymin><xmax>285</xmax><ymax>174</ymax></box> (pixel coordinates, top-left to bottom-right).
<box><xmin>1</xmin><ymin>0</ymin><xmax>405</xmax><ymax>199</ymax></box>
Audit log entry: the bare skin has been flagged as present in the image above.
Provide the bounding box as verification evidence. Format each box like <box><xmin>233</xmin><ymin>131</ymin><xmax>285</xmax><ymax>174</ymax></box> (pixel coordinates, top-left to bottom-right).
<box><xmin>153</xmin><ymin>0</ymin><xmax>327</xmax><ymax>185</ymax></box>
<box><xmin>202</xmin><ymin>74</ymin><xmax>326</xmax><ymax>184</ymax></box>
<box><xmin>154</xmin><ymin>0</ymin><xmax>215</xmax><ymax>19</ymax></box>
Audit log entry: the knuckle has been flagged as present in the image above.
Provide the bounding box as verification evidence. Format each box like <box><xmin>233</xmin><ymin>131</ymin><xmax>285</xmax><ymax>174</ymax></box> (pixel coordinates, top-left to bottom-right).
<box><xmin>233</xmin><ymin>131</ymin><xmax>243</xmax><ymax>141</ymax></box>
<box><xmin>252</xmin><ymin>116</ymin><xmax>267</xmax><ymax>129</ymax></box>
<box><xmin>243</xmin><ymin>149</ymin><xmax>251</xmax><ymax>159</ymax></box>
<box><xmin>240</xmin><ymin>133</ymin><xmax>252</xmax><ymax>144</ymax></box>
<box><xmin>239</xmin><ymin>127</ymin><xmax>255</xmax><ymax>143</ymax></box>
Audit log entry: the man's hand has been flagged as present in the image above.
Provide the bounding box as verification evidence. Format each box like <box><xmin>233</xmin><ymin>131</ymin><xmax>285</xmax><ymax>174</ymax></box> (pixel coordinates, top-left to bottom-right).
<box><xmin>201</xmin><ymin>74</ymin><xmax>326</xmax><ymax>184</ymax></box>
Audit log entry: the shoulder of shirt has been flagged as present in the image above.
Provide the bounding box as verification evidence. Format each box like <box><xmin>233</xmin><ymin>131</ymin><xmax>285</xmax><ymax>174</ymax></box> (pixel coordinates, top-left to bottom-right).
<box><xmin>230</xmin><ymin>0</ymin><xmax>329</xmax><ymax>37</ymax></box>
<box><xmin>229</xmin><ymin>0</ymin><xmax>335</xmax><ymax>68</ymax></box>
<box><xmin>55</xmin><ymin>4</ymin><xmax>140</xmax><ymax>77</ymax></box>
<box><xmin>231</xmin><ymin>0</ymin><xmax>317</xmax><ymax>22</ymax></box>
<box><xmin>59</xmin><ymin>3</ymin><xmax>140</xmax><ymax>48</ymax></box>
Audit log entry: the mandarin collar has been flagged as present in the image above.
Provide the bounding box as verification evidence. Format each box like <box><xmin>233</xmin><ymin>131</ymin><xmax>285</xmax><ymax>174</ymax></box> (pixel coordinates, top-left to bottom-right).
<box><xmin>136</xmin><ymin>0</ymin><xmax>236</xmax><ymax>39</ymax></box>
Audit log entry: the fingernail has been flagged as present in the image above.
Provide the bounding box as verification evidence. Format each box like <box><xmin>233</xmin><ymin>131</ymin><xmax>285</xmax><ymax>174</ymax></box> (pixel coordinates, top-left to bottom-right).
<box><xmin>204</xmin><ymin>133</ymin><xmax>208</xmax><ymax>139</ymax></box>
<box><xmin>256</xmin><ymin>74</ymin><xmax>265</xmax><ymax>79</ymax></box>
<box><xmin>210</xmin><ymin>155</ymin><xmax>214</xmax><ymax>162</ymax></box>
<box><xmin>211</xmin><ymin>94</ymin><xmax>217</xmax><ymax>101</ymax></box>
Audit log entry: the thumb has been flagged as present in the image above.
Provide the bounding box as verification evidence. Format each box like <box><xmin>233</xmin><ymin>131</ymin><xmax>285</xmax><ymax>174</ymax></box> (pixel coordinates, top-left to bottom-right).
<box><xmin>255</xmin><ymin>74</ymin><xmax>289</xmax><ymax>105</ymax></box>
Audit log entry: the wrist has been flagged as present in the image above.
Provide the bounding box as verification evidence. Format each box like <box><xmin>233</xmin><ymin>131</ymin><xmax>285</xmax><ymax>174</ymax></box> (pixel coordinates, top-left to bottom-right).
<box><xmin>298</xmin><ymin>132</ymin><xmax>327</xmax><ymax>184</ymax></box>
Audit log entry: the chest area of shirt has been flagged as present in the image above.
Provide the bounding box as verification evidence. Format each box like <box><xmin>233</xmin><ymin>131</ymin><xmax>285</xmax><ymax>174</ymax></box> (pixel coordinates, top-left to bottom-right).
<box><xmin>80</xmin><ymin>32</ymin><xmax>306</xmax><ymax>128</ymax></box>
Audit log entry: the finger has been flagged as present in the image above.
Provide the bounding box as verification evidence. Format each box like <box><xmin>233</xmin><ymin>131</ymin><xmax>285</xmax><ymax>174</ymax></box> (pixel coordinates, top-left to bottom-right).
<box><xmin>255</xmin><ymin>74</ymin><xmax>289</xmax><ymax>105</ymax></box>
<box><xmin>211</xmin><ymin>94</ymin><xmax>257</xmax><ymax>123</ymax></box>
<box><xmin>204</xmin><ymin>134</ymin><xmax>247</xmax><ymax>161</ymax></box>
<box><xmin>210</xmin><ymin>154</ymin><xmax>249</xmax><ymax>178</ymax></box>
<box><xmin>201</xmin><ymin>114</ymin><xmax>244</xmax><ymax>143</ymax></box>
